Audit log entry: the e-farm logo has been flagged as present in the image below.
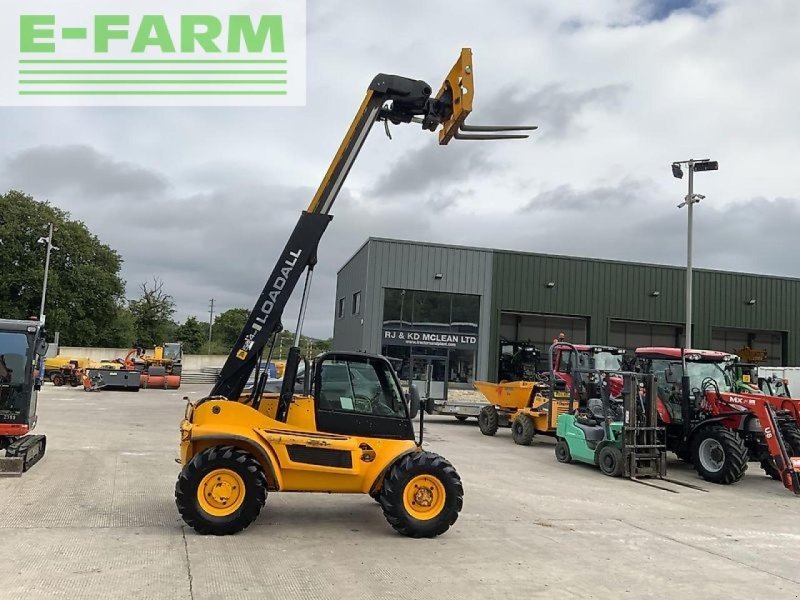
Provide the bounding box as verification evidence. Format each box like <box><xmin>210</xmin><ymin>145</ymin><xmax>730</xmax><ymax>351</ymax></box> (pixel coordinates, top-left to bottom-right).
<box><xmin>0</xmin><ymin>1</ymin><xmax>306</xmax><ymax>106</ymax></box>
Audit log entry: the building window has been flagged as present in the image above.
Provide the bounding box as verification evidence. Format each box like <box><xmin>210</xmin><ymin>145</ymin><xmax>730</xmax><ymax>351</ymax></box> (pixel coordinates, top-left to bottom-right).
<box><xmin>337</xmin><ymin>298</ymin><xmax>345</xmax><ymax>319</ymax></box>
<box><xmin>381</xmin><ymin>288</ymin><xmax>481</xmax><ymax>389</ymax></box>
<box><xmin>352</xmin><ymin>291</ymin><xmax>361</xmax><ymax>315</ymax></box>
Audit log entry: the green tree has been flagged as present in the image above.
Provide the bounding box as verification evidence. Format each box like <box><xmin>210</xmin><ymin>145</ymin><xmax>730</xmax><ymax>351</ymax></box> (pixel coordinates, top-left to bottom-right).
<box><xmin>129</xmin><ymin>277</ymin><xmax>176</xmax><ymax>346</ymax></box>
<box><xmin>212</xmin><ymin>308</ymin><xmax>249</xmax><ymax>347</ymax></box>
<box><xmin>175</xmin><ymin>316</ymin><xmax>207</xmax><ymax>354</ymax></box>
<box><xmin>0</xmin><ymin>190</ymin><xmax>127</xmax><ymax>346</ymax></box>
<box><xmin>104</xmin><ymin>305</ymin><xmax>136</xmax><ymax>348</ymax></box>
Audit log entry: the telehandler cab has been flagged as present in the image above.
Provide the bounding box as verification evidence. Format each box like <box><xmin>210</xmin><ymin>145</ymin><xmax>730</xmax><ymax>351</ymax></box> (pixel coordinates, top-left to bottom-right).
<box><xmin>0</xmin><ymin>318</ymin><xmax>48</xmax><ymax>475</ymax></box>
<box><xmin>175</xmin><ymin>49</ymin><xmax>535</xmax><ymax>537</ymax></box>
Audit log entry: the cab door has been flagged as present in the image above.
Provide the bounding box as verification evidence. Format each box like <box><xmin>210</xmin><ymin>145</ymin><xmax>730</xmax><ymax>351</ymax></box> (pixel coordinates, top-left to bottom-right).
<box><xmin>314</xmin><ymin>354</ymin><xmax>415</xmax><ymax>441</ymax></box>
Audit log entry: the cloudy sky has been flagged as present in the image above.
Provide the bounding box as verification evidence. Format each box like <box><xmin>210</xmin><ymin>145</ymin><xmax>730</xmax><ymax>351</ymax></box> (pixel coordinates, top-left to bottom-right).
<box><xmin>2</xmin><ymin>0</ymin><xmax>799</xmax><ymax>338</ymax></box>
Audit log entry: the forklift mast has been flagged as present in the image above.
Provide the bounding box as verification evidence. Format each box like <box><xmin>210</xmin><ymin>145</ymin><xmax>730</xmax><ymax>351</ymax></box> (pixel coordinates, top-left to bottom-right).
<box><xmin>210</xmin><ymin>49</ymin><xmax>536</xmax><ymax>401</ymax></box>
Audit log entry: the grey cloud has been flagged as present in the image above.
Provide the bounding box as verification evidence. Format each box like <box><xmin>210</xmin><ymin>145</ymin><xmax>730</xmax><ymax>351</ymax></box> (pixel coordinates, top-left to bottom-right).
<box><xmin>486</xmin><ymin>83</ymin><xmax>628</xmax><ymax>140</ymax></box>
<box><xmin>521</xmin><ymin>178</ymin><xmax>651</xmax><ymax>212</ymax></box>
<box><xmin>369</xmin><ymin>143</ymin><xmax>494</xmax><ymax>198</ymax></box>
<box><xmin>3</xmin><ymin>145</ymin><xmax>169</xmax><ymax>200</ymax></box>
<box><xmin>636</xmin><ymin>0</ymin><xmax>718</xmax><ymax>22</ymax></box>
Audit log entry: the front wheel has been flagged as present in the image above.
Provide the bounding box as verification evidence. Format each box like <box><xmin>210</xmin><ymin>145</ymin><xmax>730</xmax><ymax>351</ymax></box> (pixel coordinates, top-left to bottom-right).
<box><xmin>691</xmin><ymin>426</ymin><xmax>748</xmax><ymax>485</ymax></box>
<box><xmin>598</xmin><ymin>445</ymin><xmax>623</xmax><ymax>477</ymax></box>
<box><xmin>478</xmin><ymin>405</ymin><xmax>499</xmax><ymax>436</ymax></box>
<box><xmin>762</xmin><ymin>423</ymin><xmax>800</xmax><ymax>480</ymax></box>
<box><xmin>379</xmin><ymin>452</ymin><xmax>463</xmax><ymax>538</ymax></box>
<box><xmin>511</xmin><ymin>414</ymin><xmax>535</xmax><ymax>446</ymax></box>
<box><xmin>175</xmin><ymin>445</ymin><xmax>267</xmax><ymax>535</ymax></box>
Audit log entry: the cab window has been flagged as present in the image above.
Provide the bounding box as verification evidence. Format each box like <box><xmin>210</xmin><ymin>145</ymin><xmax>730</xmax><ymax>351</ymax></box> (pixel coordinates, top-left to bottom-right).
<box><xmin>317</xmin><ymin>357</ymin><xmax>406</xmax><ymax>418</ymax></box>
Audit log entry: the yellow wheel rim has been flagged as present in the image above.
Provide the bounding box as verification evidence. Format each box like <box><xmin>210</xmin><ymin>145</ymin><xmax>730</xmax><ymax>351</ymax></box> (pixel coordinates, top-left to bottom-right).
<box><xmin>402</xmin><ymin>475</ymin><xmax>446</xmax><ymax>521</ymax></box>
<box><xmin>197</xmin><ymin>469</ymin><xmax>246</xmax><ymax>517</ymax></box>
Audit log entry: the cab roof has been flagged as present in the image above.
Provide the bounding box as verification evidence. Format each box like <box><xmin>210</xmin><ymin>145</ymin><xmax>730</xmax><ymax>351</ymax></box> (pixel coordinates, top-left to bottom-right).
<box><xmin>0</xmin><ymin>318</ymin><xmax>42</xmax><ymax>333</ymax></box>
<box><xmin>635</xmin><ymin>347</ymin><xmax>734</xmax><ymax>361</ymax></box>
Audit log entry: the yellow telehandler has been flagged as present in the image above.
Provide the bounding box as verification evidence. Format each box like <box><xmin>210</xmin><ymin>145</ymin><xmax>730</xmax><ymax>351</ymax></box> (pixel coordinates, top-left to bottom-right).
<box><xmin>175</xmin><ymin>49</ymin><xmax>535</xmax><ymax>537</ymax></box>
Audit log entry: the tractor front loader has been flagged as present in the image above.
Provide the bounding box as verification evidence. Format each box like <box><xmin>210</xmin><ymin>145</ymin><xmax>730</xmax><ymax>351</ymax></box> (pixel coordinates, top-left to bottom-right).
<box><xmin>175</xmin><ymin>49</ymin><xmax>535</xmax><ymax>537</ymax></box>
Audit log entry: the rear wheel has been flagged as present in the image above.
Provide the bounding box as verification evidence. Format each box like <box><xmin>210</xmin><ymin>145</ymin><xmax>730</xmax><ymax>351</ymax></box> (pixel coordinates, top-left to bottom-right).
<box><xmin>555</xmin><ymin>438</ymin><xmax>572</xmax><ymax>463</ymax></box>
<box><xmin>478</xmin><ymin>405</ymin><xmax>499</xmax><ymax>436</ymax></box>
<box><xmin>175</xmin><ymin>446</ymin><xmax>267</xmax><ymax>535</ymax></box>
<box><xmin>52</xmin><ymin>374</ymin><xmax>64</xmax><ymax>387</ymax></box>
<box><xmin>511</xmin><ymin>414</ymin><xmax>535</xmax><ymax>446</ymax></box>
<box><xmin>691</xmin><ymin>426</ymin><xmax>748</xmax><ymax>485</ymax></box>
<box><xmin>379</xmin><ymin>451</ymin><xmax>463</xmax><ymax>538</ymax></box>
<box><xmin>598</xmin><ymin>445</ymin><xmax>623</xmax><ymax>477</ymax></box>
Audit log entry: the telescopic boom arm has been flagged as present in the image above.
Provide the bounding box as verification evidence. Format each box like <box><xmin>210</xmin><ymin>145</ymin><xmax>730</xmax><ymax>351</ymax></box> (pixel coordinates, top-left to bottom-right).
<box><xmin>210</xmin><ymin>48</ymin><xmax>536</xmax><ymax>401</ymax></box>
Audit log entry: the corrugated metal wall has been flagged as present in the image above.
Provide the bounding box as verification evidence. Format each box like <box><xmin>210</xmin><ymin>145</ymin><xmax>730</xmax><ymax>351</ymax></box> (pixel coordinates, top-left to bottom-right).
<box><xmin>490</xmin><ymin>250</ymin><xmax>800</xmax><ymax>373</ymax></box>
<box><xmin>364</xmin><ymin>239</ymin><xmax>494</xmax><ymax>379</ymax></box>
<box><xmin>335</xmin><ymin>240</ymin><xmax>800</xmax><ymax>382</ymax></box>
<box><xmin>332</xmin><ymin>242</ymin><xmax>370</xmax><ymax>352</ymax></box>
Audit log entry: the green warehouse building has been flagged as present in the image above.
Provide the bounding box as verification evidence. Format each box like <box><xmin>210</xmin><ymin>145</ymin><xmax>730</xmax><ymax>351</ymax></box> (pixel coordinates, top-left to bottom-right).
<box><xmin>333</xmin><ymin>238</ymin><xmax>800</xmax><ymax>401</ymax></box>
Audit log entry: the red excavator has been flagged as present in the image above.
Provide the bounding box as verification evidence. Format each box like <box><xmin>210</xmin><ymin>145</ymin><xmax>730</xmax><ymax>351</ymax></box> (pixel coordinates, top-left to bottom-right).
<box><xmin>636</xmin><ymin>347</ymin><xmax>800</xmax><ymax>494</ymax></box>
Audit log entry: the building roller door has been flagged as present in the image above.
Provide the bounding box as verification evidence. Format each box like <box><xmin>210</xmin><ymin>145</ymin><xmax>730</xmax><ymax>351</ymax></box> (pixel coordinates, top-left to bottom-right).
<box><xmin>609</xmin><ymin>320</ymin><xmax>683</xmax><ymax>352</ymax></box>
<box><xmin>711</xmin><ymin>328</ymin><xmax>785</xmax><ymax>366</ymax></box>
<box><xmin>499</xmin><ymin>312</ymin><xmax>588</xmax><ymax>351</ymax></box>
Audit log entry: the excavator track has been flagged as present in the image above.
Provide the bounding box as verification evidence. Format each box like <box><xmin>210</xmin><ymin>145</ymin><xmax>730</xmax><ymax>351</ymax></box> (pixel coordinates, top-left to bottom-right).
<box><xmin>1</xmin><ymin>435</ymin><xmax>47</xmax><ymax>476</ymax></box>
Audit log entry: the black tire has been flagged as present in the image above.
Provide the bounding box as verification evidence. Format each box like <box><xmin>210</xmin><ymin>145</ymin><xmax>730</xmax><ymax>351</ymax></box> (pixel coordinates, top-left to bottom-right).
<box><xmin>691</xmin><ymin>425</ymin><xmax>748</xmax><ymax>485</ymax></box>
<box><xmin>369</xmin><ymin>488</ymin><xmax>382</xmax><ymax>503</ymax></box>
<box><xmin>511</xmin><ymin>414</ymin><xmax>535</xmax><ymax>446</ymax></box>
<box><xmin>454</xmin><ymin>415</ymin><xmax>469</xmax><ymax>422</ymax></box>
<box><xmin>781</xmin><ymin>423</ymin><xmax>800</xmax><ymax>455</ymax></box>
<box><xmin>760</xmin><ymin>458</ymin><xmax>781</xmax><ymax>480</ymax></box>
<box><xmin>478</xmin><ymin>405</ymin><xmax>499</xmax><ymax>436</ymax></box>
<box><xmin>379</xmin><ymin>451</ymin><xmax>463</xmax><ymax>538</ymax></box>
<box><xmin>175</xmin><ymin>445</ymin><xmax>267</xmax><ymax>535</ymax></box>
<box><xmin>674</xmin><ymin>445</ymin><xmax>693</xmax><ymax>464</ymax></box>
<box><xmin>598</xmin><ymin>445</ymin><xmax>623</xmax><ymax>477</ymax></box>
<box><xmin>762</xmin><ymin>423</ymin><xmax>800</xmax><ymax>480</ymax></box>
<box><xmin>555</xmin><ymin>438</ymin><xmax>572</xmax><ymax>464</ymax></box>
<box><xmin>52</xmin><ymin>375</ymin><xmax>64</xmax><ymax>387</ymax></box>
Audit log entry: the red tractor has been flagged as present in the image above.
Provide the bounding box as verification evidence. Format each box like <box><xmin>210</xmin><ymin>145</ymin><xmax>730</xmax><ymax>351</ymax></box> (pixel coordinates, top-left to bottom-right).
<box><xmin>635</xmin><ymin>347</ymin><xmax>800</xmax><ymax>494</ymax></box>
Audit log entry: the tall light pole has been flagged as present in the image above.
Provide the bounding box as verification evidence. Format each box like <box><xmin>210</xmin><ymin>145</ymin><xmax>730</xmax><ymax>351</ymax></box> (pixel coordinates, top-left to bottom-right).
<box><xmin>672</xmin><ymin>158</ymin><xmax>718</xmax><ymax>368</ymax></box>
<box><xmin>208</xmin><ymin>298</ymin><xmax>215</xmax><ymax>355</ymax></box>
<box><xmin>37</xmin><ymin>223</ymin><xmax>58</xmax><ymax>322</ymax></box>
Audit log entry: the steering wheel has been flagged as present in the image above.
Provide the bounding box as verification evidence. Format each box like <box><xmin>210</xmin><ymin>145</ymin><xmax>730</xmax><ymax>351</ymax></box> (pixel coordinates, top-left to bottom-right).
<box><xmin>353</xmin><ymin>394</ymin><xmax>373</xmax><ymax>413</ymax></box>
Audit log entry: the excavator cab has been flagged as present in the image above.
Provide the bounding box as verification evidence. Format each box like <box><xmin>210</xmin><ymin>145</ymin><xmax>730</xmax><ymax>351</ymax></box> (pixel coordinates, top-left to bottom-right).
<box><xmin>175</xmin><ymin>49</ymin><xmax>534</xmax><ymax>538</ymax></box>
<box><xmin>0</xmin><ymin>318</ymin><xmax>48</xmax><ymax>475</ymax></box>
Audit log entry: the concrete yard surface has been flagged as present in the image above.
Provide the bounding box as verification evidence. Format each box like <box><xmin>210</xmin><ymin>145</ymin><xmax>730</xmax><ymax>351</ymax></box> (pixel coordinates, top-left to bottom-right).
<box><xmin>1</xmin><ymin>385</ymin><xmax>799</xmax><ymax>600</ymax></box>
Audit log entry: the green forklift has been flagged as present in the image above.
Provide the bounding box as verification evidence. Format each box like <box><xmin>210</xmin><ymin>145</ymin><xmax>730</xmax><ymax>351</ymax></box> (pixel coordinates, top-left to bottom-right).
<box><xmin>553</xmin><ymin>343</ymin><xmax>702</xmax><ymax>492</ymax></box>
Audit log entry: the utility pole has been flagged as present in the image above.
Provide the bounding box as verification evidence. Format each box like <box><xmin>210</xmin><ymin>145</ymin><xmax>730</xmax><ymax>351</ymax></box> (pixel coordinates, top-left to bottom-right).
<box><xmin>37</xmin><ymin>223</ymin><xmax>58</xmax><ymax>323</ymax></box>
<box><xmin>208</xmin><ymin>298</ymin><xmax>215</xmax><ymax>355</ymax></box>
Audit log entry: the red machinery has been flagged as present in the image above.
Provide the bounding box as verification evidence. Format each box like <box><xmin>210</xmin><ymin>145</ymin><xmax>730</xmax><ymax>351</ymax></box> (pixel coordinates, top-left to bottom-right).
<box><xmin>636</xmin><ymin>347</ymin><xmax>800</xmax><ymax>494</ymax></box>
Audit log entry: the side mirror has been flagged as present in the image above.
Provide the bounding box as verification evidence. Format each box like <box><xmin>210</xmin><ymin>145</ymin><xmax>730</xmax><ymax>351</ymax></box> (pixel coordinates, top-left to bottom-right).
<box><xmin>36</xmin><ymin>339</ymin><xmax>49</xmax><ymax>357</ymax></box>
<box><xmin>408</xmin><ymin>384</ymin><xmax>421</xmax><ymax>419</ymax></box>
<box><xmin>664</xmin><ymin>367</ymin><xmax>677</xmax><ymax>384</ymax></box>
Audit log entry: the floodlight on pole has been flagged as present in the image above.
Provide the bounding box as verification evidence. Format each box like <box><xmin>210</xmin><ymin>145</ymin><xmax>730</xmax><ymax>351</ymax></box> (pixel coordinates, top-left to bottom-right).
<box><xmin>672</xmin><ymin>158</ymin><xmax>718</xmax><ymax>369</ymax></box>
<box><xmin>37</xmin><ymin>223</ymin><xmax>59</xmax><ymax>323</ymax></box>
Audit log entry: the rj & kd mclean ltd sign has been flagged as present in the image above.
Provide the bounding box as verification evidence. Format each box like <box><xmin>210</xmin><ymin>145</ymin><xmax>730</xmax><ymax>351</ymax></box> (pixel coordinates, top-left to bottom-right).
<box><xmin>383</xmin><ymin>329</ymin><xmax>478</xmax><ymax>349</ymax></box>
